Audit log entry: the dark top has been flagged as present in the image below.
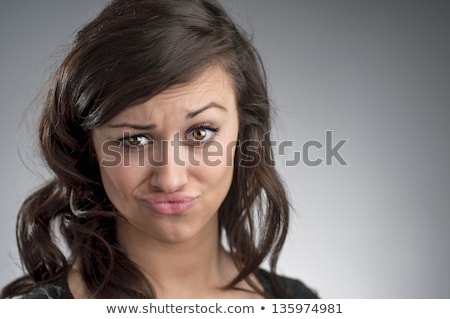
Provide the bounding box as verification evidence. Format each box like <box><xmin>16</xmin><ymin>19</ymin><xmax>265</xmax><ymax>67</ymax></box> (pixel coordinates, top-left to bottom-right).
<box><xmin>21</xmin><ymin>268</ymin><xmax>319</xmax><ymax>299</ymax></box>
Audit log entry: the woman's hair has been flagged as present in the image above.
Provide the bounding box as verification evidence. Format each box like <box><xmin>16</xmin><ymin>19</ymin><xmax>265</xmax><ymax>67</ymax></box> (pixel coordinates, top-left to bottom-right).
<box><xmin>2</xmin><ymin>0</ymin><xmax>290</xmax><ymax>298</ymax></box>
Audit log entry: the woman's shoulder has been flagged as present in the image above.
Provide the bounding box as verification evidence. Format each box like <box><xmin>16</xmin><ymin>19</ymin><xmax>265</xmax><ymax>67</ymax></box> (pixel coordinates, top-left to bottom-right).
<box><xmin>20</xmin><ymin>278</ymin><xmax>73</xmax><ymax>299</ymax></box>
<box><xmin>19</xmin><ymin>269</ymin><xmax>319</xmax><ymax>299</ymax></box>
<box><xmin>255</xmin><ymin>268</ymin><xmax>319</xmax><ymax>299</ymax></box>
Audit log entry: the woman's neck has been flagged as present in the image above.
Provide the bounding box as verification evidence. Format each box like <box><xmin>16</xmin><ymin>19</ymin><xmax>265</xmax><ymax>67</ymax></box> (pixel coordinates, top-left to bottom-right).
<box><xmin>116</xmin><ymin>217</ymin><xmax>237</xmax><ymax>298</ymax></box>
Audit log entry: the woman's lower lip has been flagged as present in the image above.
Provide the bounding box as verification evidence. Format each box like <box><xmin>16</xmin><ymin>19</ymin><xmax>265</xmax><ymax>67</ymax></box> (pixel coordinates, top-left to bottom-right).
<box><xmin>143</xmin><ymin>198</ymin><xmax>197</xmax><ymax>215</ymax></box>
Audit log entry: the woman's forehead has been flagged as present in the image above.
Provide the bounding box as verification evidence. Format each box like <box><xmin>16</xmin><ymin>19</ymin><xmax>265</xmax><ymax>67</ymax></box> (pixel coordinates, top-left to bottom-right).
<box><xmin>105</xmin><ymin>66</ymin><xmax>237</xmax><ymax>124</ymax></box>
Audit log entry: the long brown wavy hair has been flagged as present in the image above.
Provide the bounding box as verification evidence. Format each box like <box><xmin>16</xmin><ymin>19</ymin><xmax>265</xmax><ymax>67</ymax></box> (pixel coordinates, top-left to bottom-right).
<box><xmin>2</xmin><ymin>0</ymin><xmax>290</xmax><ymax>298</ymax></box>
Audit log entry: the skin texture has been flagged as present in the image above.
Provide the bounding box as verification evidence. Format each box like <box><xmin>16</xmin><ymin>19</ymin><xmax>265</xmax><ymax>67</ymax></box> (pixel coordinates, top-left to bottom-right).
<box><xmin>67</xmin><ymin>66</ymin><xmax>262</xmax><ymax>298</ymax></box>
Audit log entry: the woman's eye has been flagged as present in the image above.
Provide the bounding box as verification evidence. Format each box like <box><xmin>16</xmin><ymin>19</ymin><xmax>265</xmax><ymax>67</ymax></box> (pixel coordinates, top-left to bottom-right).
<box><xmin>123</xmin><ymin>135</ymin><xmax>152</xmax><ymax>147</ymax></box>
<box><xmin>186</xmin><ymin>126</ymin><xmax>217</xmax><ymax>143</ymax></box>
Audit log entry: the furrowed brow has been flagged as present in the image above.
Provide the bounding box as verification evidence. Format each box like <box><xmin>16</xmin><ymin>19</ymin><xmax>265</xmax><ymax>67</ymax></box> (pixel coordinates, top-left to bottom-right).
<box><xmin>186</xmin><ymin>102</ymin><xmax>227</xmax><ymax>119</ymax></box>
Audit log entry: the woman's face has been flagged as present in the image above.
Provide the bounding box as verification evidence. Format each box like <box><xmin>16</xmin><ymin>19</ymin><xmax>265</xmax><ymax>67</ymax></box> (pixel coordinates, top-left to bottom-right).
<box><xmin>92</xmin><ymin>66</ymin><xmax>239</xmax><ymax>245</ymax></box>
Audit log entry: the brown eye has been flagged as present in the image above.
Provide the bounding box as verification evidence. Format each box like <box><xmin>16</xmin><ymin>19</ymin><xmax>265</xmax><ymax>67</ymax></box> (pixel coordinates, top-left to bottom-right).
<box><xmin>186</xmin><ymin>125</ymin><xmax>217</xmax><ymax>143</ymax></box>
<box><xmin>124</xmin><ymin>135</ymin><xmax>151</xmax><ymax>147</ymax></box>
<box><xmin>192</xmin><ymin>129</ymin><xmax>207</xmax><ymax>141</ymax></box>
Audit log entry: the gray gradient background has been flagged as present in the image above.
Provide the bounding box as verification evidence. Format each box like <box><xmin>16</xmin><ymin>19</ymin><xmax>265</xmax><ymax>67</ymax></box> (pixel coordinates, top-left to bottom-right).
<box><xmin>1</xmin><ymin>0</ymin><xmax>449</xmax><ymax>298</ymax></box>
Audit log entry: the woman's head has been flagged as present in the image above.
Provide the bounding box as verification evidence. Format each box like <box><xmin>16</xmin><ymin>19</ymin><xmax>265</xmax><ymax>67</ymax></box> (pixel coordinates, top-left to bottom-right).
<box><xmin>92</xmin><ymin>65</ymin><xmax>240</xmax><ymax>246</ymax></box>
<box><xmin>5</xmin><ymin>0</ymin><xmax>289</xmax><ymax>298</ymax></box>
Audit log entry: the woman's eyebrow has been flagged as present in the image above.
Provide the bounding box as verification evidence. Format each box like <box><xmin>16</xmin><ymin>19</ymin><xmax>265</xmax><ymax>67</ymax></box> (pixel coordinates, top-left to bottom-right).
<box><xmin>105</xmin><ymin>123</ymin><xmax>157</xmax><ymax>130</ymax></box>
<box><xmin>186</xmin><ymin>102</ymin><xmax>228</xmax><ymax>119</ymax></box>
<box><xmin>105</xmin><ymin>102</ymin><xmax>227</xmax><ymax>129</ymax></box>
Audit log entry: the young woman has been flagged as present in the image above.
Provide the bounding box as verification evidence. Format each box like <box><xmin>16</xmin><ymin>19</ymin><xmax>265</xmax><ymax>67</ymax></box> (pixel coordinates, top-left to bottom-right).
<box><xmin>1</xmin><ymin>0</ymin><xmax>318</xmax><ymax>299</ymax></box>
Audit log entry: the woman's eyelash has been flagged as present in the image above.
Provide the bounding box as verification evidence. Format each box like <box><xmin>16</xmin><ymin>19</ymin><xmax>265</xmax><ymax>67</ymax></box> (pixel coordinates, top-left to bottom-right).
<box><xmin>187</xmin><ymin>123</ymin><xmax>219</xmax><ymax>134</ymax></box>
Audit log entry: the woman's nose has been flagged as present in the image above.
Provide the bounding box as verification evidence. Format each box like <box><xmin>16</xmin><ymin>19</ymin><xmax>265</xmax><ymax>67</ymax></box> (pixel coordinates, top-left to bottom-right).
<box><xmin>149</xmin><ymin>140</ymin><xmax>188</xmax><ymax>193</ymax></box>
